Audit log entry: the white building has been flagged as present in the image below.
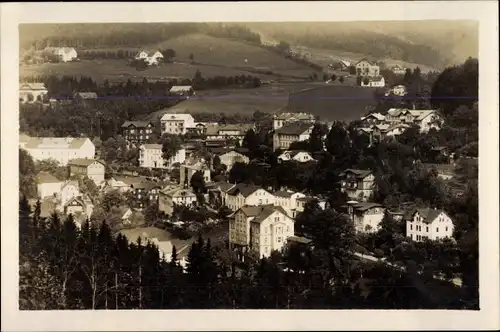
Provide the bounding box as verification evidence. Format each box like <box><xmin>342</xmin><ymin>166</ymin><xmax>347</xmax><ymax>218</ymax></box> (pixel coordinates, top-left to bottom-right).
<box><xmin>20</xmin><ymin>136</ymin><xmax>95</xmax><ymax>166</ymax></box>
<box><xmin>360</xmin><ymin>76</ymin><xmax>386</xmax><ymax>88</ymax></box>
<box><xmin>59</xmin><ymin>180</ymin><xmax>81</xmax><ymax>207</ymax></box>
<box><xmin>386</xmin><ymin>108</ymin><xmax>443</xmax><ymax>133</ymax></box>
<box><xmin>406</xmin><ymin>208</ymin><xmax>455</xmax><ymax>242</ymax></box>
<box><xmin>19</xmin><ymin>83</ymin><xmax>48</xmax><ymax>103</ymax></box>
<box><xmin>44</xmin><ymin>47</ymin><xmax>78</xmax><ymax>62</ymax></box>
<box><xmin>205</xmin><ymin>124</ymin><xmax>255</xmax><ymax>145</ymax></box>
<box><xmin>213</xmin><ymin>149</ymin><xmax>250</xmax><ymax>170</ymax></box>
<box><xmin>345</xmin><ymin>201</ymin><xmax>385</xmax><ymax>233</ymax></box>
<box><xmin>385</xmin><ymin>84</ymin><xmax>407</xmax><ymax>97</ymax></box>
<box><xmin>339</xmin><ymin>169</ymin><xmax>376</xmax><ymax>202</ymax></box>
<box><xmin>229</xmin><ymin>205</ymin><xmax>295</xmax><ymax>259</ymax></box>
<box><xmin>272</xmin><ymin>190</ymin><xmax>306</xmax><ymax>218</ymax></box>
<box><xmin>68</xmin><ymin>158</ymin><xmax>106</xmax><ymax>185</ymax></box>
<box><xmin>277</xmin><ymin>150</ymin><xmax>315</xmax><ymax>163</ymax></box>
<box><xmin>36</xmin><ymin>172</ymin><xmax>64</xmax><ymax>199</ymax></box>
<box><xmin>224</xmin><ymin>183</ymin><xmax>275</xmax><ymax>212</ymax></box>
<box><xmin>355</xmin><ymin>59</ymin><xmax>380</xmax><ymax>77</ymax></box>
<box><xmin>135</xmin><ymin>50</ymin><xmax>164</xmax><ymax>65</ymax></box>
<box><xmin>138</xmin><ymin>144</ymin><xmax>186</xmax><ymax>169</ymax></box>
<box><xmin>158</xmin><ymin>186</ymin><xmax>197</xmax><ymax>216</ymax></box>
<box><xmin>160</xmin><ymin>113</ymin><xmax>196</xmax><ymax>135</ymax></box>
<box><xmin>391</xmin><ymin>65</ymin><xmax>407</xmax><ymax>75</ymax></box>
<box><xmin>169</xmin><ymin>86</ymin><xmax>195</xmax><ymax>97</ymax></box>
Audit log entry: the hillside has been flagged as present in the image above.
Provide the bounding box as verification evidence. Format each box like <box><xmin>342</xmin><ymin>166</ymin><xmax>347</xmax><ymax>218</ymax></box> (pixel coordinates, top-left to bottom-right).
<box><xmin>242</xmin><ymin>21</ymin><xmax>478</xmax><ymax>68</ymax></box>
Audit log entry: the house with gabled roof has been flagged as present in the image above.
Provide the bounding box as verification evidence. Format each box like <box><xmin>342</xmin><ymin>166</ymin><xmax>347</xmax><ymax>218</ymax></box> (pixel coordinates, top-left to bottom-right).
<box><xmin>342</xmin><ymin>201</ymin><xmax>386</xmax><ymax>233</ymax></box>
<box><xmin>36</xmin><ymin>172</ymin><xmax>64</xmax><ymax>199</ymax></box>
<box><xmin>338</xmin><ymin>169</ymin><xmax>376</xmax><ymax>202</ymax></box>
<box><xmin>169</xmin><ymin>85</ymin><xmax>195</xmax><ymax>97</ymax></box>
<box><xmin>273</xmin><ymin>122</ymin><xmax>314</xmax><ymax>151</ymax></box>
<box><xmin>360</xmin><ymin>75</ymin><xmax>385</xmax><ymax>88</ymax></box>
<box><xmin>43</xmin><ymin>46</ymin><xmax>78</xmax><ymax>62</ymax></box>
<box><xmin>225</xmin><ymin>183</ymin><xmax>275</xmax><ymax>212</ymax></box>
<box><xmin>355</xmin><ymin>58</ymin><xmax>380</xmax><ymax>77</ymax></box>
<box><xmin>272</xmin><ymin>112</ymin><xmax>316</xmax><ymax>130</ymax></box>
<box><xmin>135</xmin><ymin>49</ymin><xmax>164</xmax><ymax>65</ymax></box>
<box><xmin>391</xmin><ymin>65</ymin><xmax>407</xmax><ymax>75</ymax></box>
<box><xmin>21</xmin><ymin>137</ymin><xmax>95</xmax><ymax>166</ymax></box>
<box><xmin>68</xmin><ymin>158</ymin><xmax>106</xmax><ymax>185</ymax></box>
<box><xmin>272</xmin><ymin>189</ymin><xmax>306</xmax><ymax>218</ymax></box>
<box><xmin>64</xmin><ymin>195</ymin><xmax>94</xmax><ymax>228</ymax></box>
<box><xmin>158</xmin><ymin>186</ymin><xmax>197</xmax><ymax>215</ymax></box>
<box><xmin>405</xmin><ymin>207</ymin><xmax>454</xmax><ymax>242</ymax></box>
<box><xmin>229</xmin><ymin>204</ymin><xmax>294</xmax><ymax>259</ymax></box>
<box><xmin>277</xmin><ymin>150</ymin><xmax>315</xmax><ymax>163</ymax></box>
<box><xmin>138</xmin><ymin>144</ymin><xmax>186</xmax><ymax>169</ymax></box>
<box><xmin>160</xmin><ymin>113</ymin><xmax>196</xmax><ymax>135</ymax></box>
<box><xmin>19</xmin><ymin>82</ymin><xmax>48</xmax><ymax>103</ymax></box>
<box><xmin>360</xmin><ymin>112</ymin><xmax>386</xmax><ymax>126</ymax></box>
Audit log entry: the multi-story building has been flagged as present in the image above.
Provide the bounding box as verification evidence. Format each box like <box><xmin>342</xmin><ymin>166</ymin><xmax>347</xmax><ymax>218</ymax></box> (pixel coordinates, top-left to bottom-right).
<box><xmin>229</xmin><ymin>205</ymin><xmax>294</xmax><ymax>260</ymax></box>
<box><xmin>272</xmin><ymin>122</ymin><xmax>314</xmax><ymax>151</ymax></box>
<box><xmin>272</xmin><ymin>190</ymin><xmax>306</xmax><ymax>218</ymax></box>
<box><xmin>338</xmin><ymin>169</ymin><xmax>376</xmax><ymax>202</ymax></box>
<box><xmin>158</xmin><ymin>186</ymin><xmax>197</xmax><ymax>215</ymax></box>
<box><xmin>59</xmin><ymin>180</ymin><xmax>81</xmax><ymax>207</ymax></box>
<box><xmin>360</xmin><ymin>113</ymin><xmax>386</xmax><ymax>127</ymax></box>
<box><xmin>43</xmin><ymin>47</ymin><xmax>78</xmax><ymax>63</ymax></box>
<box><xmin>272</xmin><ymin>112</ymin><xmax>316</xmax><ymax>130</ymax></box>
<box><xmin>68</xmin><ymin>158</ymin><xmax>106</xmax><ymax>185</ymax></box>
<box><xmin>360</xmin><ymin>76</ymin><xmax>385</xmax><ymax>88</ymax></box>
<box><xmin>121</xmin><ymin>121</ymin><xmax>155</xmax><ymax>144</ymax></box>
<box><xmin>160</xmin><ymin>113</ymin><xmax>195</xmax><ymax>135</ymax></box>
<box><xmin>391</xmin><ymin>65</ymin><xmax>407</xmax><ymax>75</ymax></box>
<box><xmin>19</xmin><ymin>82</ymin><xmax>48</xmax><ymax>103</ymax></box>
<box><xmin>406</xmin><ymin>208</ymin><xmax>455</xmax><ymax>242</ymax></box>
<box><xmin>36</xmin><ymin>172</ymin><xmax>64</xmax><ymax>199</ymax></box>
<box><xmin>209</xmin><ymin>148</ymin><xmax>250</xmax><ymax>171</ymax></box>
<box><xmin>138</xmin><ymin>144</ymin><xmax>186</xmax><ymax>169</ymax></box>
<box><xmin>385</xmin><ymin>108</ymin><xmax>443</xmax><ymax>133</ymax></box>
<box><xmin>344</xmin><ymin>201</ymin><xmax>385</xmax><ymax>233</ymax></box>
<box><xmin>225</xmin><ymin>184</ymin><xmax>275</xmax><ymax>212</ymax></box>
<box><xmin>205</xmin><ymin>124</ymin><xmax>255</xmax><ymax>145</ymax></box>
<box><xmin>355</xmin><ymin>59</ymin><xmax>380</xmax><ymax>77</ymax></box>
<box><xmin>20</xmin><ymin>136</ymin><xmax>95</xmax><ymax>166</ymax></box>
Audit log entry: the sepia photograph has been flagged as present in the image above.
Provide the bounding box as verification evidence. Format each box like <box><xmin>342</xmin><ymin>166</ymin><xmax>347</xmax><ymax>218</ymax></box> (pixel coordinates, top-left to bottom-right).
<box><xmin>1</xmin><ymin>1</ymin><xmax>499</xmax><ymax>331</ymax></box>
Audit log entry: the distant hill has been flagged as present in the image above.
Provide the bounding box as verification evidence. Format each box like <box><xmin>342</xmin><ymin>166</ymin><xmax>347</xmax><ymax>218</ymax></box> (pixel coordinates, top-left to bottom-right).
<box><xmin>242</xmin><ymin>21</ymin><xmax>478</xmax><ymax>69</ymax></box>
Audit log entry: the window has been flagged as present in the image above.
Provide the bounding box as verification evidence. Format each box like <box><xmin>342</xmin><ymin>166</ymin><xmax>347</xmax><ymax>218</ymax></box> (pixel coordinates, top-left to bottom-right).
<box><xmin>410</xmin><ymin>225</ymin><xmax>413</xmax><ymax>230</ymax></box>
<box><xmin>426</xmin><ymin>226</ymin><xmax>429</xmax><ymax>232</ymax></box>
<box><xmin>445</xmin><ymin>226</ymin><xmax>448</xmax><ymax>232</ymax></box>
<box><xmin>277</xmin><ymin>237</ymin><xmax>282</xmax><ymax>243</ymax></box>
<box><xmin>411</xmin><ymin>234</ymin><xmax>413</xmax><ymax>240</ymax></box>
<box><xmin>436</xmin><ymin>227</ymin><xmax>439</xmax><ymax>233</ymax></box>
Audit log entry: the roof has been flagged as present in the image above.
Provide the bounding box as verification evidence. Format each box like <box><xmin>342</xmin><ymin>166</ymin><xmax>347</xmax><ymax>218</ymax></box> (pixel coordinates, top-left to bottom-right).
<box><xmin>68</xmin><ymin>158</ymin><xmax>104</xmax><ymax>167</ymax></box>
<box><xmin>365</xmin><ymin>76</ymin><xmax>384</xmax><ymax>82</ymax></box>
<box><xmin>226</xmin><ymin>183</ymin><xmax>264</xmax><ymax>198</ymax></box>
<box><xmin>19</xmin><ymin>133</ymin><xmax>31</xmax><ymax>144</ymax></box>
<box><xmin>412</xmin><ymin>207</ymin><xmax>446</xmax><ymax>224</ymax></box>
<box><xmin>212</xmin><ymin>182</ymin><xmax>236</xmax><ymax>193</ymax></box>
<box><xmin>409</xmin><ymin>110</ymin><xmax>437</xmax><ymax>121</ymax></box>
<box><xmin>161</xmin><ymin>186</ymin><xmax>196</xmax><ymax>198</ymax></box>
<box><xmin>37</xmin><ymin>172</ymin><xmax>62</xmax><ymax>184</ymax></box>
<box><xmin>272</xmin><ymin>190</ymin><xmax>295</xmax><ymax>198</ymax></box>
<box><xmin>141</xmin><ymin>144</ymin><xmax>162</xmax><ymax>150</ymax></box>
<box><xmin>160</xmin><ymin>113</ymin><xmax>195</xmax><ymax>122</ymax></box>
<box><xmin>346</xmin><ymin>202</ymin><xmax>384</xmax><ymax>212</ymax></box>
<box><xmin>339</xmin><ymin>169</ymin><xmax>373</xmax><ymax>179</ymax></box>
<box><xmin>24</xmin><ymin>137</ymin><xmax>91</xmax><ymax>150</ymax></box>
<box><xmin>64</xmin><ymin>196</ymin><xmax>85</xmax><ymax>208</ymax></box>
<box><xmin>206</xmin><ymin>124</ymin><xmax>254</xmax><ymax>136</ymax></box>
<box><xmin>19</xmin><ymin>82</ymin><xmax>47</xmax><ymax>91</ymax></box>
<box><xmin>423</xmin><ymin>163</ymin><xmax>456</xmax><ymax>176</ymax></box>
<box><xmin>274</xmin><ymin>122</ymin><xmax>314</xmax><ymax>136</ymax></box>
<box><xmin>361</xmin><ymin>113</ymin><xmax>385</xmax><ymax>121</ymax></box>
<box><xmin>355</xmin><ymin>58</ymin><xmax>375</xmax><ymax>66</ymax></box>
<box><xmin>237</xmin><ymin>204</ymin><xmax>289</xmax><ymax>224</ymax></box>
<box><xmin>74</xmin><ymin>92</ymin><xmax>98</xmax><ymax>99</ymax></box>
<box><xmin>288</xmin><ymin>236</ymin><xmax>313</xmax><ymax>245</ymax></box>
<box><xmin>273</xmin><ymin>112</ymin><xmax>315</xmax><ymax>121</ymax></box>
<box><xmin>169</xmin><ymin>85</ymin><xmax>193</xmax><ymax>93</ymax></box>
<box><xmin>387</xmin><ymin>108</ymin><xmax>411</xmax><ymax>117</ymax></box>
<box><xmin>121</xmin><ymin>121</ymin><xmax>153</xmax><ymax>128</ymax></box>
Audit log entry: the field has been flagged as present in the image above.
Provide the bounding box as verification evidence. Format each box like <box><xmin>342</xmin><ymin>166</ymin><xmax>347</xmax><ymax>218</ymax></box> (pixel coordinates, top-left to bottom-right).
<box><xmin>147</xmin><ymin>82</ymin><xmax>377</xmax><ymax>122</ymax></box>
<box><xmin>20</xmin><ymin>34</ymin><xmax>325</xmax><ymax>83</ymax></box>
<box><xmin>292</xmin><ymin>45</ymin><xmax>437</xmax><ymax>73</ymax></box>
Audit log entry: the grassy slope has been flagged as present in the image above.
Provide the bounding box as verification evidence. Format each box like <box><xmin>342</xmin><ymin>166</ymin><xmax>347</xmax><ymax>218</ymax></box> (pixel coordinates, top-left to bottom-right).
<box><xmin>20</xmin><ymin>34</ymin><xmax>323</xmax><ymax>82</ymax></box>
<box><xmin>146</xmin><ymin>82</ymin><xmax>375</xmax><ymax>122</ymax></box>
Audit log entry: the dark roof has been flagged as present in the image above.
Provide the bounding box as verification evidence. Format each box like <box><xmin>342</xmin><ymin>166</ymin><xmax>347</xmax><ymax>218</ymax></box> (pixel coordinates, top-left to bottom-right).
<box><xmin>275</xmin><ymin>122</ymin><xmax>313</xmax><ymax>136</ymax></box>
<box><xmin>408</xmin><ymin>207</ymin><xmax>445</xmax><ymax>224</ymax></box>
<box><xmin>339</xmin><ymin>169</ymin><xmax>373</xmax><ymax>179</ymax></box>
<box><xmin>215</xmin><ymin>182</ymin><xmax>236</xmax><ymax>193</ymax></box>
<box><xmin>344</xmin><ymin>202</ymin><xmax>384</xmax><ymax>212</ymax></box>
<box><xmin>121</xmin><ymin>121</ymin><xmax>153</xmax><ymax>128</ymax></box>
<box><xmin>238</xmin><ymin>205</ymin><xmax>289</xmax><ymax>224</ymax></box>
<box><xmin>227</xmin><ymin>183</ymin><xmax>264</xmax><ymax>198</ymax></box>
<box><xmin>273</xmin><ymin>190</ymin><xmax>294</xmax><ymax>198</ymax></box>
<box><xmin>288</xmin><ymin>236</ymin><xmax>313</xmax><ymax>245</ymax></box>
<box><xmin>37</xmin><ymin>172</ymin><xmax>62</xmax><ymax>184</ymax></box>
<box><xmin>68</xmin><ymin>158</ymin><xmax>105</xmax><ymax>167</ymax></box>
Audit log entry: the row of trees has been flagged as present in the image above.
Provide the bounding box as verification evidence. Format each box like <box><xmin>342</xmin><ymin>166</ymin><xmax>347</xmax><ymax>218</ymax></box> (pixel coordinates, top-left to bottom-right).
<box><xmin>20</xmin><ymin>192</ymin><xmax>463</xmax><ymax>310</ymax></box>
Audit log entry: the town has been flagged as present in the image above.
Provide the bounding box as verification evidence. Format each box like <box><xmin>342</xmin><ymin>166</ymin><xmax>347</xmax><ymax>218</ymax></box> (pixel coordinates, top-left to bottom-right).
<box><xmin>18</xmin><ymin>22</ymin><xmax>479</xmax><ymax>310</ymax></box>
